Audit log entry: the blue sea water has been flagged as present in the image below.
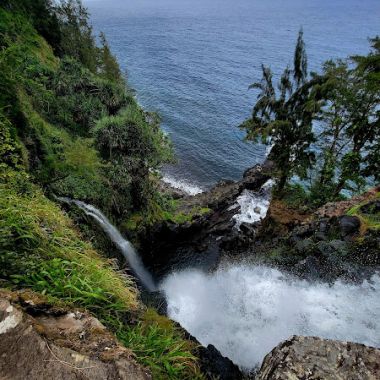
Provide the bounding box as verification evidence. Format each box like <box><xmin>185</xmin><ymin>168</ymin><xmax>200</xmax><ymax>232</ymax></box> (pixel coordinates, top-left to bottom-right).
<box><xmin>84</xmin><ymin>0</ymin><xmax>379</xmax><ymax>190</ymax></box>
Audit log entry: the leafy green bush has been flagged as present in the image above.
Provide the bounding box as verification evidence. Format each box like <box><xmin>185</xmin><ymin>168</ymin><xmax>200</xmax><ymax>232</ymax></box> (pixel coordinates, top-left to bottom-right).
<box><xmin>94</xmin><ymin>105</ymin><xmax>173</xmax><ymax>210</ymax></box>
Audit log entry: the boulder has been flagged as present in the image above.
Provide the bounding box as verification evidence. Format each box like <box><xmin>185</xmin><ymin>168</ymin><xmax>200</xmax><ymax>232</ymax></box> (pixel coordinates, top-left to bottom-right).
<box><xmin>339</xmin><ymin>215</ymin><xmax>361</xmax><ymax>237</ymax></box>
<box><xmin>0</xmin><ymin>294</ymin><xmax>151</xmax><ymax>380</ymax></box>
<box><xmin>256</xmin><ymin>335</ymin><xmax>380</xmax><ymax>380</ymax></box>
<box><xmin>197</xmin><ymin>344</ymin><xmax>242</xmax><ymax>380</ymax></box>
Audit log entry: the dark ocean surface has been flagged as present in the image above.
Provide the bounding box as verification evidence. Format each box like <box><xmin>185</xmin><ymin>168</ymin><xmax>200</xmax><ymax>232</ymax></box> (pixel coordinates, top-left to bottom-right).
<box><xmin>84</xmin><ymin>0</ymin><xmax>380</xmax><ymax>192</ymax></box>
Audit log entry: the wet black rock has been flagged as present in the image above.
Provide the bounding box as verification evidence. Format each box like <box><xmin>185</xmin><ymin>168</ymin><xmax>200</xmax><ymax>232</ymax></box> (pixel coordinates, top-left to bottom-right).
<box><xmin>139</xmin><ymin>162</ymin><xmax>274</xmax><ymax>279</ymax></box>
<box><xmin>197</xmin><ymin>344</ymin><xmax>242</xmax><ymax>380</ymax></box>
<box><xmin>339</xmin><ymin>215</ymin><xmax>361</xmax><ymax>237</ymax></box>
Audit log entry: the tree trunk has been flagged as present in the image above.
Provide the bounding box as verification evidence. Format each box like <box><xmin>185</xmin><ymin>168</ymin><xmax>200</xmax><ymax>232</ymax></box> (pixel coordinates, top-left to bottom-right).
<box><xmin>277</xmin><ymin>174</ymin><xmax>288</xmax><ymax>196</ymax></box>
<box><xmin>333</xmin><ymin>178</ymin><xmax>346</xmax><ymax>197</ymax></box>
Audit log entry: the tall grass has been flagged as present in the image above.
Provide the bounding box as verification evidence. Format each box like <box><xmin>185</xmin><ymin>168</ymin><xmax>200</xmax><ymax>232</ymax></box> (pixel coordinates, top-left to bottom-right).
<box><xmin>0</xmin><ymin>179</ymin><xmax>203</xmax><ymax>379</ymax></box>
<box><xmin>116</xmin><ymin>309</ymin><xmax>203</xmax><ymax>380</ymax></box>
<box><xmin>0</xmin><ymin>180</ymin><xmax>138</xmax><ymax>312</ymax></box>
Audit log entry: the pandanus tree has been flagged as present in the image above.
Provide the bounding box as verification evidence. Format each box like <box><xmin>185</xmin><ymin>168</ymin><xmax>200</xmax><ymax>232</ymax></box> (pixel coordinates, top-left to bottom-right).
<box><xmin>241</xmin><ymin>30</ymin><xmax>322</xmax><ymax>192</ymax></box>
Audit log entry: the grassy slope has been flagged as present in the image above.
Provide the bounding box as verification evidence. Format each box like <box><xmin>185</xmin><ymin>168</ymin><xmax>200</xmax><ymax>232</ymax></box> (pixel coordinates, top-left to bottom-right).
<box><xmin>0</xmin><ymin>7</ymin><xmax>202</xmax><ymax>380</ymax></box>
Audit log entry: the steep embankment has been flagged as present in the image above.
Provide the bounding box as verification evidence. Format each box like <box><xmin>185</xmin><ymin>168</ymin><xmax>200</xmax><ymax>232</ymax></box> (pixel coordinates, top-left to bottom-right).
<box><xmin>0</xmin><ymin>3</ymin><xmax>206</xmax><ymax>379</ymax></box>
<box><xmin>0</xmin><ymin>291</ymin><xmax>150</xmax><ymax>380</ymax></box>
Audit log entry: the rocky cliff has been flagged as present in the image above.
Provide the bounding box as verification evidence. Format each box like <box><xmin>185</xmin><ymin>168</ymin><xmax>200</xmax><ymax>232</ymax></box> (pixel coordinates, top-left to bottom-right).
<box><xmin>257</xmin><ymin>336</ymin><xmax>380</xmax><ymax>380</ymax></box>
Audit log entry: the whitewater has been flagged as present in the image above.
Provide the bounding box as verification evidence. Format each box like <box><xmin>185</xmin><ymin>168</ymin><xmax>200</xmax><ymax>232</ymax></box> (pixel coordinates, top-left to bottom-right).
<box><xmin>57</xmin><ymin>196</ymin><xmax>380</xmax><ymax>370</ymax></box>
<box><xmin>161</xmin><ymin>265</ymin><xmax>380</xmax><ymax>370</ymax></box>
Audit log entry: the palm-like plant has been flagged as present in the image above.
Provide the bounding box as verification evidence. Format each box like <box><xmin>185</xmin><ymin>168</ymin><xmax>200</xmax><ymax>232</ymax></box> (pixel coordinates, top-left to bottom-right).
<box><xmin>241</xmin><ymin>29</ymin><xmax>320</xmax><ymax>192</ymax></box>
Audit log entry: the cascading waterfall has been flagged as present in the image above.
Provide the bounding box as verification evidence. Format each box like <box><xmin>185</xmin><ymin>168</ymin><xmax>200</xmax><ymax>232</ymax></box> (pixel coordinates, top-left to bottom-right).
<box><xmin>160</xmin><ymin>265</ymin><xmax>380</xmax><ymax>370</ymax></box>
<box><xmin>57</xmin><ymin>197</ymin><xmax>156</xmax><ymax>292</ymax></box>
<box><xmin>57</xmin><ymin>195</ymin><xmax>380</xmax><ymax>371</ymax></box>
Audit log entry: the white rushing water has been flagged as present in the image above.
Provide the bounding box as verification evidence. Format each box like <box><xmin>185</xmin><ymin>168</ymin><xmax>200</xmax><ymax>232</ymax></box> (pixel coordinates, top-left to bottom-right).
<box><xmin>58</xmin><ymin>197</ymin><xmax>156</xmax><ymax>291</ymax></box>
<box><xmin>161</xmin><ymin>265</ymin><xmax>380</xmax><ymax>370</ymax></box>
<box><xmin>231</xmin><ymin>179</ymin><xmax>274</xmax><ymax>229</ymax></box>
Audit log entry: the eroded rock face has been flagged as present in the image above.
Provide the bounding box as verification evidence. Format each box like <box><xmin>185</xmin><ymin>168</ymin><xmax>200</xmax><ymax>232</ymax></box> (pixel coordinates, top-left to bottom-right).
<box><xmin>256</xmin><ymin>335</ymin><xmax>380</xmax><ymax>380</ymax></box>
<box><xmin>0</xmin><ymin>293</ymin><xmax>151</xmax><ymax>380</ymax></box>
<box><xmin>139</xmin><ymin>162</ymin><xmax>274</xmax><ymax>278</ymax></box>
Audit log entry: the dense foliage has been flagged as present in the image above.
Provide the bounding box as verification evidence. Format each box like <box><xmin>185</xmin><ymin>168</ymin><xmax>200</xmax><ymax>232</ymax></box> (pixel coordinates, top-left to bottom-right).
<box><xmin>0</xmin><ymin>0</ymin><xmax>172</xmax><ymax>217</ymax></box>
<box><xmin>242</xmin><ymin>31</ymin><xmax>380</xmax><ymax>206</ymax></box>
<box><xmin>0</xmin><ymin>1</ymin><xmax>202</xmax><ymax>379</ymax></box>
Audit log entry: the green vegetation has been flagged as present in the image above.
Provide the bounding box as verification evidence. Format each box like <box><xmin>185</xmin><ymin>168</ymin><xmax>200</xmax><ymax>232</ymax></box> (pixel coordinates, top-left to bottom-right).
<box><xmin>162</xmin><ymin>206</ymin><xmax>211</xmax><ymax>224</ymax></box>
<box><xmin>0</xmin><ymin>0</ymin><xmax>172</xmax><ymax>218</ymax></box>
<box><xmin>279</xmin><ymin>183</ymin><xmax>346</xmax><ymax>212</ymax></box>
<box><xmin>0</xmin><ymin>179</ymin><xmax>138</xmax><ymax>312</ymax></box>
<box><xmin>0</xmin><ymin>1</ymin><xmax>201</xmax><ymax>378</ymax></box>
<box><xmin>124</xmin><ymin>198</ymin><xmax>211</xmax><ymax>234</ymax></box>
<box><xmin>242</xmin><ymin>30</ymin><xmax>380</xmax><ymax>207</ymax></box>
<box><xmin>0</xmin><ymin>168</ymin><xmax>201</xmax><ymax>378</ymax></box>
<box><xmin>117</xmin><ymin>309</ymin><xmax>202</xmax><ymax>379</ymax></box>
<box><xmin>347</xmin><ymin>198</ymin><xmax>380</xmax><ymax>233</ymax></box>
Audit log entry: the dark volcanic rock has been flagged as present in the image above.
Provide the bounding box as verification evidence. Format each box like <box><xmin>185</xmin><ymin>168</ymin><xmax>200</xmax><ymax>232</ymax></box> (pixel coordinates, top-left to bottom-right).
<box><xmin>339</xmin><ymin>215</ymin><xmax>361</xmax><ymax>237</ymax></box>
<box><xmin>197</xmin><ymin>344</ymin><xmax>243</xmax><ymax>380</ymax></box>
<box><xmin>256</xmin><ymin>335</ymin><xmax>380</xmax><ymax>380</ymax></box>
<box><xmin>139</xmin><ymin>162</ymin><xmax>274</xmax><ymax>278</ymax></box>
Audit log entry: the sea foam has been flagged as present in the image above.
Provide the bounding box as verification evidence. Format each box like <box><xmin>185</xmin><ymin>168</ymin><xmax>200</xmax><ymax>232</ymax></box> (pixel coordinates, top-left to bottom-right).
<box><xmin>162</xmin><ymin>174</ymin><xmax>204</xmax><ymax>195</ymax></box>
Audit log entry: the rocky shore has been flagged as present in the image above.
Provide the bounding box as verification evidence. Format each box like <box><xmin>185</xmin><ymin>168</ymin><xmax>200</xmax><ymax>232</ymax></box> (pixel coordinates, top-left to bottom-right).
<box><xmin>140</xmin><ymin>162</ymin><xmax>379</xmax><ymax>284</ymax></box>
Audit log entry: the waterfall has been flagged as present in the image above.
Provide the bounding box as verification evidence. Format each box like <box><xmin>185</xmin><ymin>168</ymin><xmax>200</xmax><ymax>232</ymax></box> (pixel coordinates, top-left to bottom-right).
<box><xmin>58</xmin><ymin>197</ymin><xmax>156</xmax><ymax>292</ymax></box>
<box><xmin>160</xmin><ymin>264</ymin><xmax>380</xmax><ymax>370</ymax></box>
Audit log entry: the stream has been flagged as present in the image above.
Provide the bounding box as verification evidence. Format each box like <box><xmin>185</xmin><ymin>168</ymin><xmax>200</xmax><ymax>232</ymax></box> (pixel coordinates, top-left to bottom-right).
<box><xmin>58</xmin><ymin>197</ymin><xmax>380</xmax><ymax>370</ymax></box>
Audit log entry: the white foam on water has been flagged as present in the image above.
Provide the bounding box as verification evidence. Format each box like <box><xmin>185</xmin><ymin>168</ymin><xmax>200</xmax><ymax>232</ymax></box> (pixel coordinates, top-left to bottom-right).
<box><xmin>231</xmin><ymin>179</ymin><xmax>274</xmax><ymax>229</ymax></box>
<box><xmin>162</xmin><ymin>174</ymin><xmax>204</xmax><ymax>195</ymax></box>
<box><xmin>160</xmin><ymin>265</ymin><xmax>380</xmax><ymax>370</ymax></box>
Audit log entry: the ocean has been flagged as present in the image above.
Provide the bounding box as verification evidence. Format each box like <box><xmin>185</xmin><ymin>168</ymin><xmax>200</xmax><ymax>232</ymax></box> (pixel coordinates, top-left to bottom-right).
<box><xmin>84</xmin><ymin>0</ymin><xmax>380</xmax><ymax>192</ymax></box>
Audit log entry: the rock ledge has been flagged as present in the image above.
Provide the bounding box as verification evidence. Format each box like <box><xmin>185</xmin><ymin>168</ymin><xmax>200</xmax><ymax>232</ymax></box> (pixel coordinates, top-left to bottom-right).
<box><xmin>256</xmin><ymin>335</ymin><xmax>380</xmax><ymax>380</ymax></box>
<box><xmin>0</xmin><ymin>291</ymin><xmax>151</xmax><ymax>380</ymax></box>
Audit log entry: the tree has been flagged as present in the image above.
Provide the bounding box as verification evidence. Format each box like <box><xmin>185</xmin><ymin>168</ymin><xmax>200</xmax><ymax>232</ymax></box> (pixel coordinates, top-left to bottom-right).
<box><xmin>55</xmin><ymin>0</ymin><xmax>98</xmax><ymax>73</ymax></box>
<box><xmin>94</xmin><ymin>106</ymin><xmax>172</xmax><ymax>211</ymax></box>
<box><xmin>314</xmin><ymin>38</ymin><xmax>380</xmax><ymax>196</ymax></box>
<box><xmin>241</xmin><ymin>30</ymin><xmax>322</xmax><ymax>192</ymax></box>
<box><xmin>242</xmin><ymin>32</ymin><xmax>379</xmax><ymax>202</ymax></box>
<box><xmin>1</xmin><ymin>0</ymin><xmax>62</xmax><ymax>54</ymax></box>
<box><xmin>98</xmin><ymin>32</ymin><xmax>123</xmax><ymax>83</ymax></box>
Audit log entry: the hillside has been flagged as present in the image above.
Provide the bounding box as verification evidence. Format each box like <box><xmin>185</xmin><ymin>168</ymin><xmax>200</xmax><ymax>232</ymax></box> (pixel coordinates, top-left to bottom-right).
<box><xmin>1</xmin><ymin>1</ymin><xmax>379</xmax><ymax>379</ymax></box>
<box><xmin>0</xmin><ymin>1</ymin><xmax>205</xmax><ymax>379</ymax></box>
